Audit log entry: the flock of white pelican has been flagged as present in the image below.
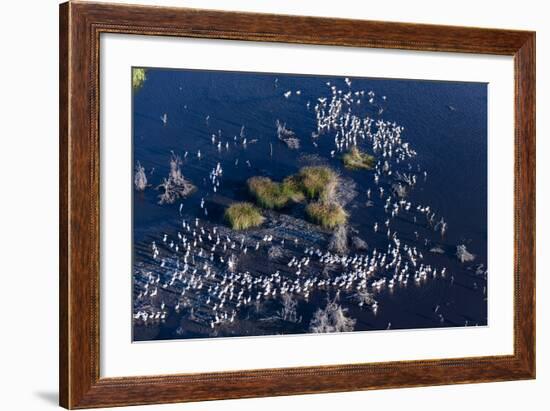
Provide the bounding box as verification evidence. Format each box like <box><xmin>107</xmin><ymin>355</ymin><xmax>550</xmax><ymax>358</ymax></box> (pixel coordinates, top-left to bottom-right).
<box><xmin>133</xmin><ymin>213</ymin><xmax>453</xmax><ymax>329</ymax></box>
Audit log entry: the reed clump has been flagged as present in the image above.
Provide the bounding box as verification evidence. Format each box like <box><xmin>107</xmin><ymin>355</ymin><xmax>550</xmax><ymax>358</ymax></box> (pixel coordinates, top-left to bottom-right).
<box><xmin>296</xmin><ymin>166</ymin><xmax>337</xmax><ymax>200</ymax></box>
<box><xmin>247</xmin><ymin>166</ymin><xmax>347</xmax><ymax>229</ymax></box>
<box><xmin>249</xmin><ymin>166</ymin><xmax>337</xmax><ymax>208</ymax></box>
<box><xmin>342</xmin><ymin>146</ymin><xmax>376</xmax><ymax>170</ymax></box>
<box><xmin>247</xmin><ymin>176</ymin><xmax>303</xmax><ymax>209</ymax></box>
<box><xmin>225</xmin><ymin>202</ymin><xmax>265</xmax><ymax>230</ymax></box>
<box><xmin>305</xmin><ymin>201</ymin><xmax>347</xmax><ymax>229</ymax></box>
<box><xmin>281</xmin><ymin>175</ymin><xmax>307</xmax><ymax>202</ymax></box>
<box><xmin>132</xmin><ymin>68</ymin><xmax>147</xmax><ymax>90</ymax></box>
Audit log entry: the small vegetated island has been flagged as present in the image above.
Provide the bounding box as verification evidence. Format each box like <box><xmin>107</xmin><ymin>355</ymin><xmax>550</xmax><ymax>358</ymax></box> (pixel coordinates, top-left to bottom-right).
<box><xmin>240</xmin><ymin>166</ymin><xmax>346</xmax><ymax>230</ymax></box>
<box><xmin>342</xmin><ymin>146</ymin><xmax>376</xmax><ymax>170</ymax></box>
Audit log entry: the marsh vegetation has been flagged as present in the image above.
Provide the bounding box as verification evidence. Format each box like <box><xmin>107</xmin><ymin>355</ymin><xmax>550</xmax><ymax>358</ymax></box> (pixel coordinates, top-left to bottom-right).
<box><xmin>342</xmin><ymin>146</ymin><xmax>376</xmax><ymax>170</ymax></box>
<box><xmin>247</xmin><ymin>176</ymin><xmax>304</xmax><ymax>209</ymax></box>
<box><xmin>297</xmin><ymin>166</ymin><xmax>338</xmax><ymax>200</ymax></box>
<box><xmin>132</xmin><ymin>68</ymin><xmax>147</xmax><ymax>90</ymax></box>
<box><xmin>305</xmin><ymin>201</ymin><xmax>348</xmax><ymax>229</ymax></box>
<box><xmin>245</xmin><ymin>166</ymin><xmax>347</xmax><ymax>229</ymax></box>
<box><xmin>225</xmin><ymin>202</ymin><xmax>265</xmax><ymax>230</ymax></box>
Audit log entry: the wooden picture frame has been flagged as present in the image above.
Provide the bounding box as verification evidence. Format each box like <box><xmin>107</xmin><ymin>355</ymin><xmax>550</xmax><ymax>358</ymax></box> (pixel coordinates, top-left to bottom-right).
<box><xmin>59</xmin><ymin>1</ymin><xmax>535</xmax><ymax>408</ymax></box>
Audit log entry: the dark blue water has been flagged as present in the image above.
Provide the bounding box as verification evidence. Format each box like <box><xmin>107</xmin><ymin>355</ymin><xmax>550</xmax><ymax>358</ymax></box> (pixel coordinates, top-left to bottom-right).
<box><xmin>132</xmin><ymin>67</ymin><xmax>487</xmax><ymax>341</ymax></box>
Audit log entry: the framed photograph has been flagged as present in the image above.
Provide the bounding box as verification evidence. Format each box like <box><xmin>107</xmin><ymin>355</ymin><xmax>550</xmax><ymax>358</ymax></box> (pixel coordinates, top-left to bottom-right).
<box><xmin>59</xmin><ymin>1</ymin><xmax>535</xmax><ymax>408</ymax></box>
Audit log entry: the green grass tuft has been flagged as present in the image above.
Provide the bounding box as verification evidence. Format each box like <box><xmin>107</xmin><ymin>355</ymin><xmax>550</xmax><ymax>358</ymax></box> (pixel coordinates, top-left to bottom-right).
<box><xmin>132</xmin><ymin>68</ymin><xmax>147</xmax><ymax>90</ymax></box>
<box><xmin>225</xmin><ymin>202</ymin><xmax>265</xmax><ymax>230</ymax></box>
<box><xmin>297</xmin><ymin>166</ymin><xmax>337</xmax><ymax>199</ymax></box>
<box><xmin>245</xmin><ymin>167</ymin><xmax>343</xmax><ymax>228</ymax></box>
<box><xmin>248</xmin><ymin>177</ymin><xmax>289</xmax><ymax>209</ymax></box>
<box><xmin>281</xmin><ymin>176</ymin><xmax>306</xmax><ymax>203</ymax></box>
<box><xmin>248</xmin><ymin>176</ymin><xmax>305</xmax><ymax>209</ymax></box>
<box><xmin>305</xmin><ymin>201</ymin><xmax>348</xmax><ymax>229</ymax></box>
<box><xmin>342</xmin><ymin>146</ymin><xmax>376</xmax><ymax>170</ymax></box>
